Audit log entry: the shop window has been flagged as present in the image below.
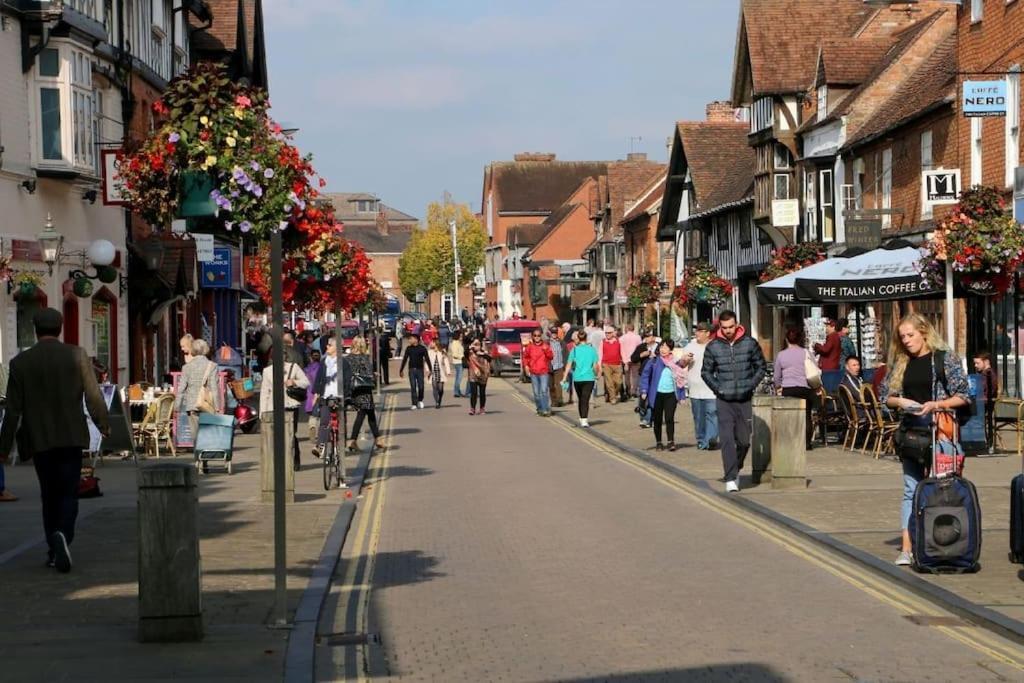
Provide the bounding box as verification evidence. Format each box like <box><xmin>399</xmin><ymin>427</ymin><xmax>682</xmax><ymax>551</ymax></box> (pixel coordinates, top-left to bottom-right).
<box><xmin>16</xmin><ymin>290</ymin><xmax>48</xmax><ymax>352</ymax></box>
<box><xmin>92</xmin><ymin>298</ymin><xmax>112</xmax><ymax>375</ymax></box>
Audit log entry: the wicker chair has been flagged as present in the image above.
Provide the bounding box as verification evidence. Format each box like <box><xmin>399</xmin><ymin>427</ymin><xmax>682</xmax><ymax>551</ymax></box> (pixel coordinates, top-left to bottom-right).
<box><xmin>837</xmin><ymin>384</ymin><xmax>868</xmax><ymax>450</ymax></box>
<box><xmin>994</xmin><ymin>396</ymin><xmax>1024</xmax><ymax>457</ymax></box>
<box><xmin>140</xmin><ymin>394</ymin><xmax>176</xmax><ymax>458</ymax></box>
<box><xmin>862</xmin><ymin>385</ymin><xmax>899</xmax><ymax>458</ymax></box>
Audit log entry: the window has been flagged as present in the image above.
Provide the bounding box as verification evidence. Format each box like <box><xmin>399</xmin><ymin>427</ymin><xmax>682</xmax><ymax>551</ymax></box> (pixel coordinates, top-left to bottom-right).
<box><xmin>816</xmin><ymin>85</ymin><xmax>828</xmax><ymax>122</ymax></box>
<box><xmin>971</xmin><ymin>117</ymin><xmax>983</xmax><ymax>186</ymax></box>
<box><xmin>716</xmin><ymin>220</ymin><xmax>728</xmax><ymax>251</ymax></box>
<box><xmin>16</xmin><ymin>291</ymin><xmax>47</xmax><ymax>351</ymax></box>
<box><xmin>773</xmin><ymin>173</ymin><xmax>790</xmax><ymax>200</ymax></box>
<box><xmin>881</xmin><ymin>148</ymin><xmax>893</xmax><ymax>229</ymax></box>
<box><xmin>739</xmin><ymin>217</ymin><xmax>752</xmax><ymax>247</ymax></box>
<box><xmin>819</xmin><ymin>168</ymin><xmax>835</xmax><ymax>242</ymax></box>
<box><xmin>33</xmin><ymin>43</ymin><xmax>100</xmax><ymax>172</ymax></box>
<box><xmin>774</xmin><ymin>143</ymin><xmax>791</xmax><ymax>169</ymax></box>
<box><xmin>971</xmin><ymin>0</ymin><xmax>983</xmax><ymax>22</ymax></box>
<box><xmin>804</xmin><ymin>170</ymin><xmax>817</xmax><ymax>239</ymax></box>
<box><xmin>602</xmin><ymin>243</ymin><xmax>618</xmax><ymax>271</ymax></box>
<box><xmin>852</xmin><ymin>157</ymin><xmax>865</xmax><ymax>209</ymax></box>
<box><xmin>357</xmin><ymin>199</ymin><xmax>377</xmax><ymax>213</ymax></box>
<box><xmin>92</xmin><ymin>299</ymin><xmax>112</xmax><ymax>376</ymax></box>
<box><xmin>751</xmin><ymin>96</ymin><xmax>774</xmax><ymax>133</ymax></box>
<box><xmin>921</xmin><ymin>130</ymin><xmax>934</xmax><ymax>219</ymax></box>
<box><xmin>1007</xmin><ymin>66</ymin><xmax>1020</xmax><ymax>187</ymax></box>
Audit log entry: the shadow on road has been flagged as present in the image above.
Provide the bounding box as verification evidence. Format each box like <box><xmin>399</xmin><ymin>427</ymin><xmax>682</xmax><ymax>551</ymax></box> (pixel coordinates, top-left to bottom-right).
<box><xmin>560</xmin><ymin>663</ymin><xmax>789</xmax><ymax>682</ymax></box>
<box><xmin>381</xmin><ymin>465</ymin><xmax>434</xmax><ymax>479</ymax></box>
<box><xmin>369</xmin><ymin>550</ymin><xmax>445</xmax><ymax>589</ymax></box>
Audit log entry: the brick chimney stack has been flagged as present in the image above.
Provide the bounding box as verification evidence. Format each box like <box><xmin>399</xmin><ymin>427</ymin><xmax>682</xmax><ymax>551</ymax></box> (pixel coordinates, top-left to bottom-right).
<box><xmin>513</xmin><ymin>152</ymin><xmax>557</xmax><ymax>162</ymax></box>
<box><xmin>626</xmin><ymin>152</ymin><xmax>647</xmax><ymax>161</ymax></box>
<box><xmin>376</xmin><ymin>207</ymin><xmax>389</xmax><ymax>236</ymax></box>
<box><xmin>706</xmin><ymin>101</ymin><xmax>737</xmax><ymax>123</ymax></box>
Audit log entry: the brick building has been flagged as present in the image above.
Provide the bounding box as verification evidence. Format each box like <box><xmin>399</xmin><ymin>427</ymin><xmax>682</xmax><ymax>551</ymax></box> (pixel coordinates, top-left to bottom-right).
<box><xmin>620</xmin><ymin>176</ymin><xmax>668</xmax><ymax>329</ymax></box>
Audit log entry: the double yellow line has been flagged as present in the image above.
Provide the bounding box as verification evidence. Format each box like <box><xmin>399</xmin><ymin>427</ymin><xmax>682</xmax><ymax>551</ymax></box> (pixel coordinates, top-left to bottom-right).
<box><xmin>333</xmin><ymin>394</ymin><xmax>395</xmax><ymax>682</ymax></box>
<box><xmin>509</xmin><ymin>387</ymin><xmax>1024</xmax><ymax>670</ymax></box>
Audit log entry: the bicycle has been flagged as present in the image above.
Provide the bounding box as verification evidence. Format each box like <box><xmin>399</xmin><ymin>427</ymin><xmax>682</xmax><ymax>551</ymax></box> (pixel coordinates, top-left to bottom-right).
<box><xmin>321</xmin><ymin>397</ymin><xmax>347</xmax><ymax>490</ymax></box>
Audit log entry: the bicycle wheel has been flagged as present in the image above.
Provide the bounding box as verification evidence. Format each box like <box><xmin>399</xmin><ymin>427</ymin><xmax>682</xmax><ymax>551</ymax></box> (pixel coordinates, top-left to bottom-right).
<box><xmin>322</xmin><ymin>441</ymin><xmax>339</xmax><ymax>491</ymax></box>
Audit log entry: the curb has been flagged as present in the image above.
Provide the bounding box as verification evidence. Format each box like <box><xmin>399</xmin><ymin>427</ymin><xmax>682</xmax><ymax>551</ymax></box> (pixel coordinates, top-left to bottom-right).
<box><xmin>506</xmin><ymin>379</ymin><xmax>1024</xmax><ymax>646</ymax></box>
<box><xmin>283</xmin><ymin>395</ymin><xmax>392</xmax><ymax>683</ymax></box>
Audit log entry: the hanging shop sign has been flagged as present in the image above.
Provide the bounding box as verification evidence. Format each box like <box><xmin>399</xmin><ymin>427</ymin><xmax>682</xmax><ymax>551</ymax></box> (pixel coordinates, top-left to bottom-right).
<box><xmin>962</xmin><ymin>80</ymin><xmax>1008</xmax><ymax>118</ymax></box>
<box><xmin>193</xmin><ymin>233</ymin><xmax>215</xmax><ymax>262</ymax></box>
<box><xmin>200</xmin><ymin>247</ymin><xmax>231</xmax><ymax>288</ymax></box>
<box><xmin>101</xmin><ymin>149</ymin><xmax>127</xmax><ymax>205</ymax></box>
<box><xmin>771</xmin><ymin>199</ymin><xmax>800</xmax><ymax>227</ymax></box>
<box><xmin>844</xmin><ymin>219</ymin><xmax>882</xmax><ymax>250</ymax></box>
<box><xmin>923</xmin><ymin>169</ymin><xmax>961</xmax><ymax>206</ymax></box>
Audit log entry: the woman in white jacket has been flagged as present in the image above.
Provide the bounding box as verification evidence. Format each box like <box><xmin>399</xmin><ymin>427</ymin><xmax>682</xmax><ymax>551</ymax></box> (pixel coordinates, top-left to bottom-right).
<box><xmin>426</xmin><ymin>340</ymin><xmax>452</xmax><ymax>409</ymax></box>
<box><xmin>259</xmin><ymin>348</ymin><xmax>309</xmax><ymax>470</ymax></box>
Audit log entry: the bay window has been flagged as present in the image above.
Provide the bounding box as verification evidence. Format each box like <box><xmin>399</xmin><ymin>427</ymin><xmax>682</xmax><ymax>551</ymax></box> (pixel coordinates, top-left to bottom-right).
<box><xmin>33</xmin><ymin>42</ymin><xmax>101</xmax><ymax>174</ymax></box>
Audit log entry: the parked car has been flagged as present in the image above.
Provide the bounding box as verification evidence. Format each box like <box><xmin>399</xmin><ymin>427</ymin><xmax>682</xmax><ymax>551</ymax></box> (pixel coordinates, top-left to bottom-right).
<box><xmin>486</xmin><ymin>319</ymin><xmax>541</xmax><ymax>378</ymax></box>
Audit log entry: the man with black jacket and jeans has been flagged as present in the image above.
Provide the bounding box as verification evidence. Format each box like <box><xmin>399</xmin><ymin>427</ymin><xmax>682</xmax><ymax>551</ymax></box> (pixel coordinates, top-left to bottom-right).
<box><xmin>399</xmin><ymin>334</ymin><xmax>429</xmax><ymax>409</ymax></box>
<box><xmin>701</xmin><ymin>310</ymin><xmax>766</xmax><ymax>493</ymax></box>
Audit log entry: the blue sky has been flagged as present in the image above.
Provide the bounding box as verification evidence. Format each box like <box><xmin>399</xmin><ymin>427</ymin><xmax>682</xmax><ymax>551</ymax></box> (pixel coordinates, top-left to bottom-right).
<box><xmin>264</xmin><ymin>0</ymin><xmax>740</xmax><ymax>219</ymax></box>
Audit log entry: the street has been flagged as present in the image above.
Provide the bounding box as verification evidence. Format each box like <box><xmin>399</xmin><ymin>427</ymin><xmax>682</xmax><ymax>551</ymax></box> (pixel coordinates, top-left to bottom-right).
<box><xmin>317</xmin><ymin>380</ymin><xmax>1024</xmax><ymax>682</ymax></box>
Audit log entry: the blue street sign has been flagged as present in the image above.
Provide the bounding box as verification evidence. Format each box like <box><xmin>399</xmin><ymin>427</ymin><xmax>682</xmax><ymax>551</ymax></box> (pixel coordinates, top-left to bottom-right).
<box><xmin>200</xmin><ymin>246</ymin><xmax>231</xmax><ymax>288</ymax></box>
<box><xmin>963</xmin><ymin>80</ymin><xmax>1008</xmax><ymax>117</ymax></box>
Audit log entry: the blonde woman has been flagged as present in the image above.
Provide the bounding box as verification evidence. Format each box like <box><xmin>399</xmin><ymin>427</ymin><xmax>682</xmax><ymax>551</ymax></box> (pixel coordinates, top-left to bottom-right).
<box><xmin>880</xmin><ymin>313</ymin><xmax>969</xmax><ymax>567</ymax></box>
<box><xmin>342</xmin><ymin>336</ymin><xmax>384</xmax><ymax>451</ymax></box>
<box><xmin>426</xmin><ymin>339</ymin><xmax>452</xmax><ymax>409</ymax></box>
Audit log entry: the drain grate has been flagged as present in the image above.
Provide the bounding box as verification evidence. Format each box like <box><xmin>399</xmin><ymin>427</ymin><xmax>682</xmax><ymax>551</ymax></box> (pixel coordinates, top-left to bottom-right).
<box><xmin>904</xmin><ymin>615</ymin><xmax>973</xmax><ymax>627</ymax></box>
<box><xmin>318</xmin><ymin>632</ymin><xmax>382</xmax><ymax>647</ymax></box>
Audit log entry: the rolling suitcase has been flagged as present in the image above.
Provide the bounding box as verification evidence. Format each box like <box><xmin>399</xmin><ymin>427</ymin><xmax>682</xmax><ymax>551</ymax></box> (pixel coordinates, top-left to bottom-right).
<box><xmin>1011</xmin><ymin>467</ymin><xmax>1024</xmax><ymax>563</ymax></box>
<box><xmin>909</xmin><ymin>411</ymin><xmax>981</xmax><ymax>574</ymax></box>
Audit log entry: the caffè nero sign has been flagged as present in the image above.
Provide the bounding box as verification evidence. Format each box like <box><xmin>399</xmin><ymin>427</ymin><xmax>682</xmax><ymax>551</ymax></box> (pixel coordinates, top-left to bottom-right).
<box><xmin>963</xmin><ymin>80</ymin><xmax>1008</xmax><ymax>118</ymax></box>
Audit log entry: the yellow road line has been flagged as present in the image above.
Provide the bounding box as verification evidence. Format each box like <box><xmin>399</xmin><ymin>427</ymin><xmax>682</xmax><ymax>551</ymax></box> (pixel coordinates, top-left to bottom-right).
<box><xmin>513</xmin><ymin>387</ymin><xmax>1024</xmax><ymax>670</ymax></box>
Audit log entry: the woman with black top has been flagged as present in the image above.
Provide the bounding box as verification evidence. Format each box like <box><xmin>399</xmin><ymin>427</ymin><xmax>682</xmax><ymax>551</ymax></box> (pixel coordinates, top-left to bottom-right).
<box><xmin>881</xmin><ymin>313</ymin><xmax>969</xmax><ymax>567</ymax></box>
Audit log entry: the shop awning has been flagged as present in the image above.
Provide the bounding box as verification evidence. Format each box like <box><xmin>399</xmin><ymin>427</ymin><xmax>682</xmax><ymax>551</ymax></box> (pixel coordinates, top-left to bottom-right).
<box><xmin>793</xmin><ymin>245</ymin><xmax>939</xmax><ymax>303</ymax></box>
<box><xmin>756</xmin><ymin>258</ymin><xmax>848</xmax><ymax>306</ymax></box>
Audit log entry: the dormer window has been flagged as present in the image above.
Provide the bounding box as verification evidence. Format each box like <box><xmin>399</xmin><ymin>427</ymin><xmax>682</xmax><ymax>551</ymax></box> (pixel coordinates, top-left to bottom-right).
<box><xmin>816</xmin><ymin>85</ymin><xmax>828</xmax><ymax>122</ymax></box>
<box><xmin>357</xmin><ymin>199</ymin><xmax>378</xmax><ymax>213</ymax></box>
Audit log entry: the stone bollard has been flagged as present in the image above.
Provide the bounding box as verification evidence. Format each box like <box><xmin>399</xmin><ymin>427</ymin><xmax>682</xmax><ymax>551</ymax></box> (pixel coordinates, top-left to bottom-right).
<box><xmin>771</xmin><ymin>397</ymin><xmax>807</xmax><ymax>490</ymax></box>
<box><xmin>751</xmin><ymin>395</ymin><xmax>773</xmax><ymax>485</ymax></box>
<box><xmin>138</xmin><ymin>463</ymin><xmax>203</xmax><ymax>642</ymax></box>
<box><xmin>260</xmin><ymin>412</ymin><xmax>295</xmax><ymax>504</ymax></box>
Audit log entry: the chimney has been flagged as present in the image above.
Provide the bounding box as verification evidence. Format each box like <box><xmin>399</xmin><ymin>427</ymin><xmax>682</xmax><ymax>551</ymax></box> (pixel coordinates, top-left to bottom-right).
<box><xmin>376</xmin><ymin>207</ymin><xmax>389</xmax><ymax>236</ymax></box>
<box><xmin>513</xmin><ymin>152</ymin><xmax>557</xmax><ymax>162</ymax></box>
<box><xmin>706</xmin><ymin>100</ymin><xmax>737</xmax><ymax>123</ymax></box>
<box><xmin>626</xmin><ymin>152</ymin><xmax>647</xmax><ymax>162</ymax></box>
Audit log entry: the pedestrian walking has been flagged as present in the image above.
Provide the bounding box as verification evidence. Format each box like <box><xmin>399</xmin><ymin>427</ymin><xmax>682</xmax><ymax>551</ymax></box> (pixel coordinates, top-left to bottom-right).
<box><xmin>174</xmin><ymin>338</ymin><xmax>222</xmax><ymax>447</ymax></box>
<box><xmin>0</xmin><ymin>309</ymin><xmax>109</xmax><ymax>572</ymax></box>
<box><xmin>773</xmin><ymin>323</ymin><xmax>818</xmax><ymax>451</ymax></box>
<box><xmin>565</xmin><ymin>330</ymin><xmax>600</xmax><ymax>428</ymax></box>
<box><xmin>523</xmin><ymin>328</ymin><xmax>554</xmax><ymax>416</ymax></box>
<box><xmin>467</xmin><ymin>339</ymin><xmax>492</xmax><ymax>415</ymax></box>
<box><xmin>304</xmin><ymin>349</ymin><xmax>322</xmax><ymax>441</ymax></box>
<box><xmin>548</xmin><ymin>325</ymin><xmax>566</xmax><ymax>408</ymax></box>
<box><xmin>618</xmin><ymin>324</ymin><xmax>642</xmax><ymax>397</ymax></box>
<box><xmin>600</xmin><ymin>327</ymin><xmax>624</xmax><ymax>403</ymax></box>
<box><xmin>426</xmin><ymin>340</ymin><xmax>452</xmax><ymax>409</ymax></box>
<box><xmin>639</xmin><ymin>339</ymin><xmax>688</xmax><ymax>451</ymax></box>
<box><xmin>701</xmin><ymin>310</ymin><xmax>766</xmax><ymax>493</ymax></box>
<box><xmin>342</xmin><ymin>337</ymin><xmax>385</xmax><ymax>451</ymax></box>
<box><xmin>585</xmin><ymin>318</ymin><xmax>604</xmax><ymax>350</ymax></box>
<box><xmin>683</xmin><ymin>322</ymin><xmax>718</xmax><ymax>449</ymax></box>
<box><xmin>311</xmin><ymin>337</ymin><xmax>340</xmax><ymax>456</ymax></box>
<box><xmin>563</xmin><ymin>326</ymin><xmax>575</xmax><ymax>405</ymax></box>
<box><xmin>378</xmin><ymin>331</ymin><xmax>392</xmax><ymax>385</ymax></box>
<box><xmin>399</xmin><ymin>334</ymin><xmax>428</xmax><ymax>409</ymax></box>
<box><xmin>881</xmin><ymin>313</ymin><xmax>969</xmax><ymax>566</ymax></box>
<box><xmin>449</xmin><ymin>331</ymin><xmax>466</xmax><ymax>398</ymax></box>
<box><xmin>813</xmin><ymin>318</ymin><xmax>841</xmax><ymax>371</ymax></box>
<box><xmin>631</xmin><ymin>331</ymin><xmax>659</xmax><ymax>428</ymax></box>
<box><xmin>259</xmin><ymin>342</ymin><xmax>309</xmax><ymax>470</ymax></box>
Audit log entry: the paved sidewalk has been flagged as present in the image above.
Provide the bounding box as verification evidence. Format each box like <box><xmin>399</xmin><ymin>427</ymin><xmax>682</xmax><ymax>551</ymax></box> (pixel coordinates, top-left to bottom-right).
<box><xmin>507</xmin><ymin>379</ymin><xmax>1024</xmax><ymax>631</ymax></box>
<box><xmin>0</xmin><ymin>414</ymin><xmax>368</xmax><ymax>681</ymax></box>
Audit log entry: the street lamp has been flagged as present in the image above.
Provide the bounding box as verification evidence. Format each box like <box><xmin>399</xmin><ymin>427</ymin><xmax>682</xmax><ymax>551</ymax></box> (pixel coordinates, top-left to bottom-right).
<box><xmin>37</xmin><ymin>214</ymin><xmax>63</xmax><ymax>275</ymax></box>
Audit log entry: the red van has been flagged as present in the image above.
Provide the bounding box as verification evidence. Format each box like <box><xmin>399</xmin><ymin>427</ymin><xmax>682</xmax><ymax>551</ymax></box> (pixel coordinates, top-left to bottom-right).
<box><xmin>324</xmin><ymin>320</ymin><xmax>362</xmax><ymax>353</ymax></box>
<box><xmin>486</xmin><ymin>319</ymin><xmax>541</xmax><ymax>378</ymax></box>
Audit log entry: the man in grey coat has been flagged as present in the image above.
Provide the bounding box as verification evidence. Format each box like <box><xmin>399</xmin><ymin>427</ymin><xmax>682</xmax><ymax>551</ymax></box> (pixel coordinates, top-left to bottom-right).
<box><xmin>0</xmin><ymin>308</ymin><xmax>109</xmax><ymax>572</ymax></box>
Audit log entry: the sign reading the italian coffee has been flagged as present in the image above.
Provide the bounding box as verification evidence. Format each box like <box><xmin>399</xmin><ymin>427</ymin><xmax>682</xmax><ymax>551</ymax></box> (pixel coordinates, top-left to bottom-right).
<box><xmin>963</xmin><ymin>80</ymin><xmax>1008</xmax><ymax>118</ymax></box>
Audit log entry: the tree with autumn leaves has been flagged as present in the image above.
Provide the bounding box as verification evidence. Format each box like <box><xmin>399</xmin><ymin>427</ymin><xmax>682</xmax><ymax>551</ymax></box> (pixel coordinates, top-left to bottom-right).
<box><xmin>398</xmin><ymin>202</ymin><xmax>486</xmax><ymax>302</ymax></box>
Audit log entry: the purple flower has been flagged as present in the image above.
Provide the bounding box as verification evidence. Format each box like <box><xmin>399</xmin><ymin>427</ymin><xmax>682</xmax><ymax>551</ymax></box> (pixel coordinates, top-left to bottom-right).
<box><xmin>250</xmin><ymin>161</ymin><xmax>261</xmax><ymax>171</ymax></box>
<box><xmin>252</xmin><ymin>185</ymin><xmax>263</xmax><ymax>198</ymax></box>
<box><xmin>232</xmin><ymin>167</ymin><xmax>246</xmax><ymax>182</ymax></box>
<box><xmin>230</xmin><ymin>189</ymin><xmax>240</xmax><ymax>197</ymax></box>
<box><xmin>264</xmin><ymin>168</ymin><xmax>275</xmax><ymax>179</ymax></box>
<box><xmin>239</xmin><ymin>221</ymin><xmax>253</xmax><ymax>233</ymax></box>
<box><xmin>168</xmin><ymin>132</ymin><xmax>180</xmax><ymax>143</ymax></box>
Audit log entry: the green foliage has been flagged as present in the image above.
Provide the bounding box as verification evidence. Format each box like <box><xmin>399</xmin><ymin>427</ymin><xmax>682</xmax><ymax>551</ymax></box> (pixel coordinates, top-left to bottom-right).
<box><xmin>398</xmin><ymin>201</ymin><xmax>487</xmax><ymax>300</ymax></box>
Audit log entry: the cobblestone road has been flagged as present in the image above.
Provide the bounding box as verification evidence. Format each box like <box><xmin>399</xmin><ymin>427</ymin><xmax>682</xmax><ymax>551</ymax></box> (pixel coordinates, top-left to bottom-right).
<box><xmin>322</xmin><ymin>381</ymin><xmax>1024</xmax><ymax>682</ymax></box>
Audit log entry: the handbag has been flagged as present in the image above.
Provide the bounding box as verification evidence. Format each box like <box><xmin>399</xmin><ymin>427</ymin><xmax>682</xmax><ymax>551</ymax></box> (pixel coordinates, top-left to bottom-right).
<box><xmin>804</xmin><ymin>349</ymin><xmax>822</xmax><ymax>390</ymax></box>
<box><xmin>895</xmin><ymin>423</ymin><xmax>932</xmax><ymax>464</ymax></box>
<box><xmin>284</xmin><ymin>363</ymin><xmax>307</xmax><ymax>402</ymax></box>
<box><xmin>195</xmin><ymin>363</ymin><xmax>218</xmax><ymax>413</ymax></box>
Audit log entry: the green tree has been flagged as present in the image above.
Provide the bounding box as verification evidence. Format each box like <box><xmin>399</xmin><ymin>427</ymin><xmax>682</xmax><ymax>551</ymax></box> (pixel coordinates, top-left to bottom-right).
<box><xmin>398</xmin><ymin>201</ymin><xmax>486</xmax><ymax>301</ymax></box>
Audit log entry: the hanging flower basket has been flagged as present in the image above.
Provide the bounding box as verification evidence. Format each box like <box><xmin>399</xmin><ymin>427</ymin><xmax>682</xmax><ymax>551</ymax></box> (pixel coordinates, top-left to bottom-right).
<box><xmin>671</xmin><ymin>261</ymin><xmax>733</xmax><ymax>314</ymax></box>
<box><xmin>625</xmin><ymin>271</ymin><xmax>662</xmax><ymax>309</ymax></box>
<box><xmin>116</xmin><ymin>63</ymin><xmax>322</xmax><ymax>241</ymax></box>
<box><xmin>11</xmin><ymin>271</ymin><xmax>44</xmax><ymax>300</ymax></box>
<box><xmin>917</xmin><ymin>185</ymin><xmax>1024</xmax><ymax>297</ymax></box>
<box><xmin>759</xmin><ymin>241</ymin><xmax>827</xmax><ymax>282</ymax></box>
<box><xmin>72</xmin><ymin>276</ymin><xmax>94</xmax><ymax>298</ymax></box>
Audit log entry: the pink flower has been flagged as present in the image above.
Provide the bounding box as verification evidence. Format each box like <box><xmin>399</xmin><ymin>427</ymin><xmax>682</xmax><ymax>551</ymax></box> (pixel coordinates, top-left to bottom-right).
<box><xmin>235</xmin><ymin>95</ymin><xmax>252</xmax><ymax>108</ymax></box>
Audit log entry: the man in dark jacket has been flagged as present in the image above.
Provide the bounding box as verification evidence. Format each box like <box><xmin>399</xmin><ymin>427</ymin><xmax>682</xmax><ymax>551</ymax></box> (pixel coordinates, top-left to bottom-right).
<box><xmin>701</xmin><ymin>310</ymin><xmax>766</xmax><ymax>493</ymax></box>
<box><xmin>631</xmin><ymin>331</ymin><xmax>659</xmax><ymax>427</ymax></box>
<box><xmin>0</xmin><ymin>309</ymin><xmax>109</xmax><ymax>572</ymax></box>
<box><xmin>399</xmin><ymin>335</ymin><xmax>429</xmax><ymax>409</ymax></box>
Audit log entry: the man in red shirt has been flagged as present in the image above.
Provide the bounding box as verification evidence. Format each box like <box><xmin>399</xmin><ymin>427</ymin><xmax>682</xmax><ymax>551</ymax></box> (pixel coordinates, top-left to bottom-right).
<box><xmin>522</xmin><ymin>329</ymin><xmax>554</xmax><ymax>415</ymax></box>
<box><xmin>813</xmin><ymin>318</ymin><xmax>841</xmax><ymax>371</ymax></box>
<box><xmin>601</xmin><ymin>327</ymin><xmax>624</xmax><ymax>403</ymax></box>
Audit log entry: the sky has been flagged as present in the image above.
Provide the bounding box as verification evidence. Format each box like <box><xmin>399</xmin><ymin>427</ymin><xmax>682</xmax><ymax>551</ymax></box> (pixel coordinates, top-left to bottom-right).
<box><xmin>263</xmin><ymin>0</ymin><xmax>741</xmax><ymax>219</ymax></box>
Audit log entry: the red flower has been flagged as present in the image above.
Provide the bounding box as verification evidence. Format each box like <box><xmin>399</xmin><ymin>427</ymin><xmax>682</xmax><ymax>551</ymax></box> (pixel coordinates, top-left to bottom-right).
<box><xmin>152</xmin><ymin>100</ymin><xmax>169</xmax><ymax>116</ymax></box>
